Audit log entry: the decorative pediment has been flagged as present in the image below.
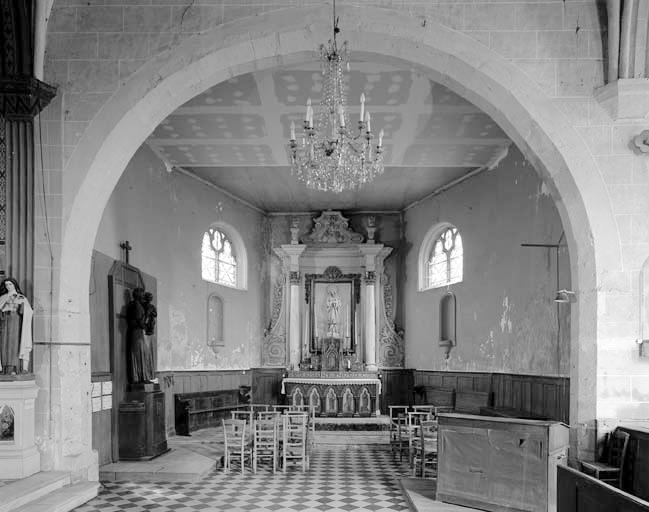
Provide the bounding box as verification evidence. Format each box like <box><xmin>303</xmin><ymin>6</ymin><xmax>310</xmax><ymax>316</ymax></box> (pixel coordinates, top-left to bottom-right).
<box><xmin>301</xmin><ymin>211</ymin><xmax>364</xmax><ymax>245</ymax></box>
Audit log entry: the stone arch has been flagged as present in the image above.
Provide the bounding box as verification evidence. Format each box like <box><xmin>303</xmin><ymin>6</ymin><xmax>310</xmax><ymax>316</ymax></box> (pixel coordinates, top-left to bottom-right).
<box><xmin>56</xmin><ymin>5</ymin><xmax>615</xmax><ymax>455</ymax></box>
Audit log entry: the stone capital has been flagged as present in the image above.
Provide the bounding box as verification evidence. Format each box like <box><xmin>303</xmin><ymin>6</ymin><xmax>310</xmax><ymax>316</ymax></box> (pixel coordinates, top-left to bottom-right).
<box><xmin>0</xmin><ymin>76</ymin><xmax>57</xmax><ymax>120</ymax></box>
<box><xmin>274</xmin><ymin>244</ymin><xmax>306</xmax><ymax>272</ymax></box>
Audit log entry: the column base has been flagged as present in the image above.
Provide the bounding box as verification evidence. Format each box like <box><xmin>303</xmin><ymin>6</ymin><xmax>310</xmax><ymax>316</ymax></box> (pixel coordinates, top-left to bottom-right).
<box><xmin>0</xmin><ymin>445</ymin><xmax>40</xmax><ymax>479</ymax></box>
<box><xmin>365</xmin><ymin>363</ymin><xmax>378</xmax><ymax>371</ymax></box>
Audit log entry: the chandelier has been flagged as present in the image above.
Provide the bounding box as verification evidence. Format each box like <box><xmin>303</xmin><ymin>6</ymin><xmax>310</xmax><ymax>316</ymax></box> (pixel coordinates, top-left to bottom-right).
<box><xmin>288</xmin><ymin>1</ymin><xmax>384</xmax><ymax>193</ymax></box>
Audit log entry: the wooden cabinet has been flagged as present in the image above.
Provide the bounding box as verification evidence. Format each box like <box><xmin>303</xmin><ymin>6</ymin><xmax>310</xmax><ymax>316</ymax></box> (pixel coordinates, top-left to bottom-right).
<box><xmin>437</xmin><ymin>413</ymin><xmax>569</xmax><ymax>512</ymax></box>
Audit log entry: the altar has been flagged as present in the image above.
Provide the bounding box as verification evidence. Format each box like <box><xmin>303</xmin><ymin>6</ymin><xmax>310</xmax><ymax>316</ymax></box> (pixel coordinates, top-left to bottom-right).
<box><xmin>262</xmin><ymin>211</ymin><xmax>405</xmax><ymax>414</ymax></box>
<box><xmin>281</xmin><ymin>371</ymin><xmax>381</xmax><ymax>417</ymax></box>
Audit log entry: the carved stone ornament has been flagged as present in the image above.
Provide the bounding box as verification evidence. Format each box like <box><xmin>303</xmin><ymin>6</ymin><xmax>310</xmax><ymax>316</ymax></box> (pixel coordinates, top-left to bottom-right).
<box><xmin>289</xmin><ymin>271</ymin><xmax>300</xmax><ymax>284</ymax></box>
<box><xmin>379</xmin><ymin>270</ymin><xmax>404</xmax><ymax>367</ymax></box>
<box><xmin>262</xmin><ymin>274</ymin><xmax>287</xmax><ymax>366</ymax></box>
<box><xmin>364</xmin><ymin>271</ymin><xmax>376</xmax><ymax>284</ymax></box>
<box><xmin>301</xmin><ymin>210</ymin><xmax>364</xmax><ymax>245</ymax></box>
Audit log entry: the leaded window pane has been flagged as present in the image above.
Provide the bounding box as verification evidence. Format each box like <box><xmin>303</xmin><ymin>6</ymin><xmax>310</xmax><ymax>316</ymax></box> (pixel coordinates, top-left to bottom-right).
<box><xmin>427</xmin><ymin>227</ymin><xmax>463</xmax><ymax>288</ymax></box>
<box><xmin>201</xmin><ymin>228</ymin><xmax>238</xmax><ymax>287</ymax></box>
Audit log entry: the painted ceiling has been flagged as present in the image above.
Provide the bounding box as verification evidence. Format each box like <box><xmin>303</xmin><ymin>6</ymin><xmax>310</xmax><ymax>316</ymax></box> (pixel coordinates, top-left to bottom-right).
<box><xmin>146</xmin><ymin>61</ymin><xmax>511</xmax><ymax>212</ymax></box>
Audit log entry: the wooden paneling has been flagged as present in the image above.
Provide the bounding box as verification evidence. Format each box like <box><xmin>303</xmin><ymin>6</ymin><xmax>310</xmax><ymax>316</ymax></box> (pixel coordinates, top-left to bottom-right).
<box><xmin>379</xmin><ymin>369</ymin><xmax>414</xmax><ymax>412</ymax></box>
<box><xmin>414</xmin><ymin>371</ymin><xmax>491</xmax><ymax>393</ymax></box>
<box><xmin>250</xmin><ymin>368</ymin><xmax>284</xmax><ymax>405</ymax></box>
<box><xmin>617</xmin><ymin>425</ymin><xmax>649</xmax><ymax>500</ymax></box>
<box><xmin>90</xmin><ymin>250</ymin><xmax>113</xmax><ymax>374</ymax></box>
<box><xmin>558</xmin><ymin>465</ymin><xmax>649</xmax><ymax>512</ymax></box>
<box><xmin>157</xmin><ymin>370</ymin><xmax>251</xmax><ymax>435</ymax></box>
<box><xmin>492</xmin><ymin>373</ymin><xmax>569</xmax><ymax>423</ymax></box>
<box><xmin>413</xmin><ymin>371</ymin><xmax>569</xmax><ymax>423</ymax></box>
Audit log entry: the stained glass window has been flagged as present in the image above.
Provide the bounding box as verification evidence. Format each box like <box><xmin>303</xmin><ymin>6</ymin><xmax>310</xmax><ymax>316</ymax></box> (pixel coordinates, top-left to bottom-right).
<box><xmin>427</xmin><ymin>227</ymin><xmax>463</xmax><ymax>288</ymax></box>
<box><xmin>201</xmin><ymin>228</ymin><xmax>237</xmax><ymax>287</ymax></box>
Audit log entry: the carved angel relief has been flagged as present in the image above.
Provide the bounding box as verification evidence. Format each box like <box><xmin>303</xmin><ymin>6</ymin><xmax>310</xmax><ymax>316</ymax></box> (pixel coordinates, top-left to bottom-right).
<box><xmin>301</xmin><ymin>211</ymin><xmax>364</xmax><ymax>245</ymax></box>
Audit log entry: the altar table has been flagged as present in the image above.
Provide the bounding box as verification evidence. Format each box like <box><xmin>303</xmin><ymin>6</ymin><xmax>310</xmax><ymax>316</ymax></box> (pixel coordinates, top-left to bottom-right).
<box><xmin>281</xmin><ymin>372</ymin><xmax>381</xmax><ymax>417</ymax></box>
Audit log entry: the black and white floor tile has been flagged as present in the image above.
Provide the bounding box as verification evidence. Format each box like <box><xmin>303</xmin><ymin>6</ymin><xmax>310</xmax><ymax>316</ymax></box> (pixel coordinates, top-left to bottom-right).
<box><xmin>74</xmin><ymin>446</ymin><xmax>411</xmax><ymax>512</ymax></box>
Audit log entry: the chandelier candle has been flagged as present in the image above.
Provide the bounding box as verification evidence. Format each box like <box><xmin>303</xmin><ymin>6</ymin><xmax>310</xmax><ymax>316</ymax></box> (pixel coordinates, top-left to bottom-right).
<box><xmin>287</xmin><ymin>0</ymin><xmax>385</xmax><ymax>193</ymax></box>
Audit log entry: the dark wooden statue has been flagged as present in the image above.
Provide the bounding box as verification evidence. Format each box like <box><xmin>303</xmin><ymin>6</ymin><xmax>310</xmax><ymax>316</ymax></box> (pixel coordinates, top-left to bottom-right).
<box><xmin>126</xmin><ymin>287</ymin><xmax>155</xmax><ymax>384</ymax></box>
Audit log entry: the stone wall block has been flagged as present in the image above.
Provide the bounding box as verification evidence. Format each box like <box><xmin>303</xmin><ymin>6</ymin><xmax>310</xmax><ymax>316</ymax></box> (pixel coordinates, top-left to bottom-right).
<box><xmin>558</xmin><ymin>60</ymin><xmax>605</xmax><ymax>97</ymax></box>
<box><xmin>631</xmin><ymin>376</ymin><xmax>649</xmax><ymax>402</ymax></box>
<box><xmin>68</xmin><ymin>61</ymin><xmax>119</xmax><ymax>93</ymax></box>
<box><xmin>76</xmin><ymin>6</ymin><xmax>123</xmax><ymax>33</ymax></box>
<box><xmin>513</xmin><ymin>60</ymin><xmax>557</xmax><ymax>96</ymax></box>
<box><xmin>515</xmin><ymin>3</ymin><xmax>564</xmax><ymax>31</ymax></box>
<box><xmin>490</xmin><ymin>31</ymin><xmax>536</xmax><ymax>59</ymax></box>
<box><xmin>63</xmin><ymin>121</ymin><xmax>90</xmax><ymax>147</ymax></box>
<box><xmin>596</xmin><ymin>155</ymin><xmax>633</xmax><ymax>184</ymax></box>
<box><xmin>417</xmin><ymin>4</ymin><xmax>464</xmax><ymax>31</ymax></box>
<box><xmin>598</xmin><ymin>374</ymin><xmax>632</xmax><ymax>402</ymax></box>
<box><xmin>118</xmin><ymin>60</ymin><xmax>148</xmax><ymax>81</ymax></box>
<box><xmin>170</xmin><ymin>5</ymin><xmax>222</xmax><ymax>33</ymax></box>
<box><xmin>98</xmin><ymin>33</ymin><xmax>149</xmax><ymax>60</ymax></box>
<box><xmin>464</xmin><ymin>4</ymin><xmax>515</xmax><ymax>31</ymax></box>
<box><xmin>464</xmin><ymin>31</ymin><xmax>490</xmax><ymax>48</ymax></box>
<box><xmin>621</xmin><ymin>243</ymin><xmax>649</xmax><ymax>271</ymax></box>
<box><xmin>632</xmin><ymin>157</ymin><xmax>649</xmax><ymax>184</ymax></box>
<box><xmin>615</xmin><ymin>214</ymin><xmax>632</xmax><ymax>244</ymax></box>
<box><xmin>600</xmin><ymin>270</ymin><xmax>633</xmax><ymax>293</ymax></box>
<box><xmin>537</xmin><ymin>31</ymin><xmax>589</xmax><ymax>59</ymax></box>
<box><xmin>48</xmin><ymin>34</ymin><xmax>98</xmax><ymax>59</ymax></box>
<box><xmin>611</xmin><ymin>124</ymin><xmax>646</xmax><ymax>155</ymax></box>
<box><xmin>48</xmin><ymin>7</ymin><xmax>76</xmax><ymax>33</ymax></box>
<box><xmin>42</xmin><ymin>58</ymin><xmax>69</xmax><ymax>89</ymax></box>
<box><xmin>630</xmin><ymin>215</ymin><xmax>649</xmax><ymax>244</ymax></box>
<box><xmin>123</xmin><ymin>6</ymin><xmax>173</xmax><ymax>33</ymax></box>
<box><xmin>148</xmin><ymin>33</ymin><xmax>185</xmax><ymax>56</ymax></box>
<box><xmin>564</xmin><ymin>2</ymin><xmax>607</xmax><ymax>31</ymax></box>
<box><xmin>576</xmin><ymin>125</ymin><xmax>611</xmax><ymax>156</ymax></box>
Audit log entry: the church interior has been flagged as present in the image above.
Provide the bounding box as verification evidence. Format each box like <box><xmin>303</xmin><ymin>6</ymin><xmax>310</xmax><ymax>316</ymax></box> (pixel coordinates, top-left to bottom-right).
<box><xmin>2</xmin><ymin>1</ymin><xmax>649</xmax><ymax>511</ymax></box>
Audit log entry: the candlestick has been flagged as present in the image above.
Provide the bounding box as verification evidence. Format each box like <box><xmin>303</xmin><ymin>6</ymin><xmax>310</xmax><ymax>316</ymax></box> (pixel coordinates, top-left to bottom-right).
<box><xmin>360</xmin><ymin>93</ymin><xmax>365</xmax><ymax>122</ymax></box>
<box><xmin>290</xmin><ymin>121</ymin><xmax>296</xmax><ymax>140</ymax></box>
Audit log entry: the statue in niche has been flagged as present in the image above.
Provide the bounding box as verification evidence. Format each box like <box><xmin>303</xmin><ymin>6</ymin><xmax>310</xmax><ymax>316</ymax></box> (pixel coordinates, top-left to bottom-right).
<box><xmin>326</xmin><ymin>285</ymin><xmax>341</xmax><ymax>337</ymax></box>
<box><xmin>0</xmin><ymin>278</ymin><xmax>33</xmax><ymax>375</ymax></box>
<box><xmin>126</xmin><ymin>287</ymin><xmax>155</xmax><ymax>384</ymax></box>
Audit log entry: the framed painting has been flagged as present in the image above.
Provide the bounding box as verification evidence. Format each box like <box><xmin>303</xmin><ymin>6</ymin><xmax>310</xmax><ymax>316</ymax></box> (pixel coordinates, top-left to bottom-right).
<box><xmin>305</xmin><ymin>266</ymin><xmax>361</xmax><ymax>354</ymax></box>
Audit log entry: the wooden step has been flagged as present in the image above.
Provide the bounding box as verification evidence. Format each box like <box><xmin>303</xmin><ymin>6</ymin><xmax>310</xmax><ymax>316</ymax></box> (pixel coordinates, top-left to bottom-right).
<box><xmin>0</xmin><ymin>472</ymin><xmax>70</xmax><ymax>512</ymax></box>
<box><xmin>13</xmin><ymin>482</ymin><xmax>98</xmax><ymax>512</ymax></box>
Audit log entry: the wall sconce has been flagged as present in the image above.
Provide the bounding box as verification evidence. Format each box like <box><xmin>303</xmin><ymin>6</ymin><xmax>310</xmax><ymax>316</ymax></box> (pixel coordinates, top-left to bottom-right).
<box><xmin>554</xmin><ymin>289</ymin><xmax>576</xmax><ymax>303</ymax></box>
<box><xmin>637</xmin><ymin>339</ymin><xmax>649</xmax><ymax>358</ymax></box>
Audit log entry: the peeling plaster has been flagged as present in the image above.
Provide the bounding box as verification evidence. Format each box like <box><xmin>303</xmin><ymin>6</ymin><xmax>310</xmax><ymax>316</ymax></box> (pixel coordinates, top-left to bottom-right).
<box><xmin>500</xmin><ymin>296</ymin><xmax>513</xmax><ymax>333</ymax></box>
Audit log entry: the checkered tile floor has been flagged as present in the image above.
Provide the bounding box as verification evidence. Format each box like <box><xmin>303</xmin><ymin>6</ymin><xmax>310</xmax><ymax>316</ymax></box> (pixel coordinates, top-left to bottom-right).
<box><xmin>74</xmin><ymin>446</ymin><xmax>411</xmax><ymax>512</ymax></box>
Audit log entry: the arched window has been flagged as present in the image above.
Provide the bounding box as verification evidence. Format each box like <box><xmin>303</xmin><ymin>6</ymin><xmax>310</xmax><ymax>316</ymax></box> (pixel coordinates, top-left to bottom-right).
<box><xmin>418</xmin><ymin>224</ymin><xmax>463</xmax><ymax>290</ymax></box>
<box><xmin>201</xmin><ymin>224</ymin><xmax>247</xmax><ymax>289</ymax></box>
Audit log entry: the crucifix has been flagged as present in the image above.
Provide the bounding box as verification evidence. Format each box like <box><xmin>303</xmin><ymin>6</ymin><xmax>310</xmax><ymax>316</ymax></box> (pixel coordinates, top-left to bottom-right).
<box><xmin>119</xmin><ymin>241</ymin><xmax>132</xmax><ymax>265</ymax></box>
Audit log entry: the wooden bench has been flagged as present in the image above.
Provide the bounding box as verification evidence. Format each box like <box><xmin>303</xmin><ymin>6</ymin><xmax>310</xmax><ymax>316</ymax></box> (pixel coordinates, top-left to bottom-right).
<box><xmin>454</xmin><ymin>391</ymin><xmax>492</xmax><ymax>414</ymax></box>
<box><xmin>174</xmin><ymin>389</ymin><xmax>243</xmax><ymax>436</ymax></box>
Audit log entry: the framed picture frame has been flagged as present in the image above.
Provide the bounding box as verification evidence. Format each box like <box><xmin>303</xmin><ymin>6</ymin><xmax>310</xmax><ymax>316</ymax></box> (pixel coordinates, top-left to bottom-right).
<box><xmin>305</xmin><ymin>266</ymin><xmax>361</xmax><ymax>354</ymax></box>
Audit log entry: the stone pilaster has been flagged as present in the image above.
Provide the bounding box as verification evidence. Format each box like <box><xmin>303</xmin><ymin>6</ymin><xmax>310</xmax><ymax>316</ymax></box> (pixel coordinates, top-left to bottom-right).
<box><xmin>274</xmin><ymin>245</ymin><xmax>306</xmax><ymax>369</ymax></box>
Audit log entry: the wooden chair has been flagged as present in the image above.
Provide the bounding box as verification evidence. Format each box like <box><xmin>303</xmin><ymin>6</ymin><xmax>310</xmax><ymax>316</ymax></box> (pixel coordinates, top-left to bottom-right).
<box><xmin>407</xmin><ymin>411</ymin><xmax>432</xmax><ymax>467</ymax></box>
<box><xmin>283</xmin><ymin>412</ymin><xmax>309</xmax><ymax>472</ymax></box>
<box><xmin>253</xmin><ymin>417</ymin><xmax>279</xmax><ymax>473</ymax></box>
<box><xmin>231</xmin><ymin>409</ymin><xmax>254</xmax><ymax>427</ymax></box>
<box><xmin>222</xmin><ymin>419</ymin><xmax>252</xmax><ymax>474</ymax></box>
<box><xmin>412</xmin><ymin>420</ymin><xmax>438</xmax><ymax>478</ymax></box>
<box><xmin>580</xmin><ymin>430</ymin><xmax>630</xmax><ymax>488</ymax></box>
<box><xmin>389</xmin><ymin>405</ymin><xmax>409</xmax><ymax>461</ymax></box>
<box><xmin>257</xmin><ymin>410</ymin><xmax>281</xmax><ymax>421</ymax></box>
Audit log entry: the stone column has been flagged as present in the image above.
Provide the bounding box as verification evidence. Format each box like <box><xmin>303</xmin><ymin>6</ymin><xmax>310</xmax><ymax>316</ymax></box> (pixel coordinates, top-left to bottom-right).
<box><xmin>274</xmin><ymin>245</ymin><xmax>305</xmax><ymax>369</ymax></box>
<box><xmin>0</xmin><ymin>77</ymin><xmax>56</xmax><ymax>296</ymax></box>
<box><xmin>288</xmin><ymin>270</ymin><xmax>302</xmax><ymax>368</ymax></box>
<box><xmin>359</xmin><ymin>244</ymin><xmax>393</xmax><ymax>372</ymax></box>
<box><xmin>364</xmin><ymin>270</ymin><xmax>377</xmax><ymax>371</ymax></box>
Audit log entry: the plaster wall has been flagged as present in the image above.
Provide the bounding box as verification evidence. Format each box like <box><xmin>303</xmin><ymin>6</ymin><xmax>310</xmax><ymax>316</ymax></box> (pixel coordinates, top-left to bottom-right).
<box><xmin>404</xmin><ymin>146</ymin><xmax>570</xmax><ymax>376</ymax></box>
<box><xmin>94</xmin><ymin>144</ymin><xmax>265</xmax><ymax>370</ymax></box>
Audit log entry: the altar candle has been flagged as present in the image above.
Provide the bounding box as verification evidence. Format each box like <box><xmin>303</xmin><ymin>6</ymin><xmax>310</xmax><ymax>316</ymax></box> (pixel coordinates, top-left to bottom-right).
<box><xmin>347</xmin><ymin>359</ymin><xmax>351</xmax><ymax>370</ymax></box>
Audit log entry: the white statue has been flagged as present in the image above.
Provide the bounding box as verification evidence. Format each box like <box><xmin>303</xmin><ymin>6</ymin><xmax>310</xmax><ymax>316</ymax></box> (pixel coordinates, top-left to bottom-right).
<box><xmin>0</xmin><ymin>278</ymin><xmax>33</xmax><ymax>375</ymax></box>
<box><xmin>325</xmin><ymin>285</ymin><xmax>341</xmax><ymax>337</ymax></box>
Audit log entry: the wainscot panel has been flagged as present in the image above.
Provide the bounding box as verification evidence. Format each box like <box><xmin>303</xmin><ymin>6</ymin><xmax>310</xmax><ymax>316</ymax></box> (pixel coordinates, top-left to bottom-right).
<box><xmin>157</xmin><ymin>370</ymin><xmax>251</xmax><ymax>436</ymax></box>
